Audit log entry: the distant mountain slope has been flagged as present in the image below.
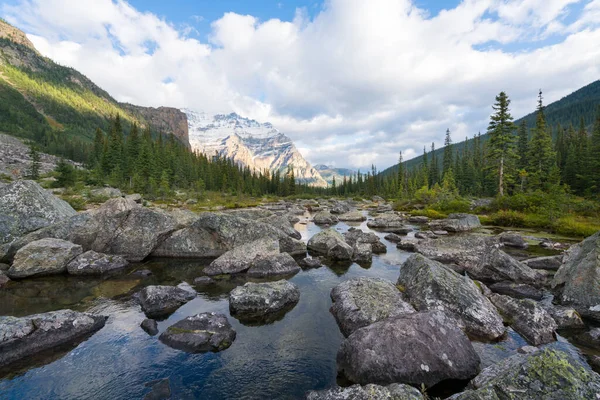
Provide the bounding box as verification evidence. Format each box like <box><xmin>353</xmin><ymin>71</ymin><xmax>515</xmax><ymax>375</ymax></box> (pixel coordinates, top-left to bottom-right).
<box><xmin>314</xmin><ymin>164</ymin><xmax>356</xmax><ymax>185</ymax></box>
<box><xmin>185</xmin><ymin>109</ymin><xmax>328</xmax><ymax>187</ymax></box>
<box><xmin>382</xmin><ymin>80</ymin><xmax>600</xmax><ymax>177</ymax></box>
<box><xmin>0</xmin><ymin>19</ymin><xmax>188</xmax><ymax>145</ymax></box>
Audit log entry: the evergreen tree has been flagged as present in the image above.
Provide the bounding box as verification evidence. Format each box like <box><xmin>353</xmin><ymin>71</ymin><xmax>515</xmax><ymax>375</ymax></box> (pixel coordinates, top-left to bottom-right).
<box><xmin>527</xmin><ymin>90</ymin><xmax>557</xmax><ymax>191</ymax></box>
<box><xmin>517</xmin><ymin>120</ymin><xmax>529</xmax><ymax>170</ymax></box>
<box><xmin>443</xmin><ymin>129</ymin><xmax>453</xmax><ymax>175</ymax></box>
<box><xmin>397</xmin><ymin>151</ymin><xmax>406</xmax><ymax>197</ymax></box>
<box><xmin>54</xmin><ymin>158</ymin><xmax>76</xmax><ymax>187</ymax></box>
<box><xmin>487</xmin><ymin>91</ymin><xmax>516</xmax><ymax>196</ymax></box>
<box><xmin>428</xmin><ymin>142</ymin><xmax>439</xmax><ymax>187</ymax></box>
<box><xmin>589</xmin><ymin>106</ymin><xmax>600</xmax><ymax>194</ymax></box>
<box><xmin>27</xmin><ymin>143</ymin><xmax>41</xmax><ymax>180</ymax></box>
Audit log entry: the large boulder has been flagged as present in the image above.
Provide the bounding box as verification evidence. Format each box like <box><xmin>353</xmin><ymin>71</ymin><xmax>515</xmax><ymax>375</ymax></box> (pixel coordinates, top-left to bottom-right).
<box><xmin>0</xmin><ymin>309</ymin><xmax>107</xmax><ymax>368</ymax></box>
<box><xmin>413</xmin><ymin>235</ymin><xmax>497</xmax><ymax>272</ymax></box>
<box><xmin>540</xmin><ymin>302</ymin><xmax>584</xmax><ymax>329</ymax></box>
<box><xmin>308</xmin><ymin>229</ymin><xmax>354</xmax><ymax>260</ymax></box>
<box><xmin>8</xmin><ymin>238</ymin><xmax>82</xmax><ymax>279</ymax></box>
<box><xmin>367</xmin><ymin>213</ymin><xmax>411</xmax><ymax>233</ymax></box>
<box><xmin>451</xmin><ymin>348</ymin><xmax>600</xmax><ymax>399</ymax></box>
<box><xmin>229</xmin><ymin>280</ymin><xmax>300</xmax><ymax>321</ymax></box>
<box><xmin>330</xmin><ymin>201</ymin><xmax>351</xmax><ymax>215</ymax></box>
<box><xmin>313</xmin><ymin>211</ymin><xmax>339</xmax><ymax>225</ymax></box>
<box><xmin>306</xmin><ymin>384</ymin><xmax>424</xmax><ymax>400</ymax></box>
<box><xmin>338</xmin><ymin>211</ymin><xmax>367</xmax><ymax>222</ymax></box>
<box><xmin>159</xmin><ymin>312</ymin><xmax>236</xmax><ymax>353</ymax></box>
<box><xmin>429</xmin><ymin>213</ymin><xmax>481</xmax><ymax>233</ymax></box>
<box><xmin>574</xmin><ymin>328</ymin><xmax>600</xmax><ymax>350</ymax></box>
<box><xmin>343</xmin><ymin>228</ymin><xmax>387</xmax><ymax>254</ymax></box>
<box><xmin>470</xmin><ymin>247</ymin><xmax>545</xmax><ymax>286</ymax></box>
<box><xmin>66</xmin><ymin>250</ymin><xmax>128</xmax><ymax>276</ymax></box>
<box><xmin>337</xmin><ymin>311</ymin><xmax>480</xmax><ymax>387</ymax></box>
<box><xmin>139</xmin><ymin>285</ymin><xmax>196</xmax><ymax>319</ymax></box>
<box><xmin>258</xmin><ymin>214</ymin><xmax>302</xmax><ymax>240</ymax></box>
<box><xmin>398</xmin><ymin>254</ymin><xmax>505</xmax><ymax>341</ymax></box>
<box><xmin>552</xmin><ymin>231</ymin><xmax>600</xmax><ymax>315</ymax></box>
<box><xmin>489</xmin><ymin>294</ymin><xmax>557</xmax><ymax>346</ymax></box>
<box><xmin>152</xmin><ymin>212</ymin><xmax>306</xmax><ymax>258</ymax></box>
<box><xmin>0</xmin><ymin>180</ymin><xmax>76</xmax><ymax>245</ymax></box>
<box><xmin>246</xmin><ymin>253</ymin><xmax>301</xmax><ymax>278</ymax></box>
<box><xmin>497</xmin><ymin>232</ymin><xmax>528</xmax><ymax>249</ymax></box>
<box><xmin>330</xmin><ymin>277</ymin><xmax>415</xmax><ymax>337</ymax></box>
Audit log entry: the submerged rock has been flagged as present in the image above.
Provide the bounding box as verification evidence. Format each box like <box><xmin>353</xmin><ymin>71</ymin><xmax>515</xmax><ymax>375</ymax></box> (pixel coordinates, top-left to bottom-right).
<box><xmin>489</xmin><ymin>294</ymin><xmax>557</xmax><ymax>346</ymax></box>
<box><xmin>337</xmin><ymin>311</ymin><xmax>480</xmax><ymax>387</ymax></box>
<box><xmin>307</xmin><ymin>229</ymin><xmax>354</xmax><ymax>260</ymax></box>
<box><xmin>452</xmin><ymin>348</ymin><xmax>600</xmax><ymax>399</ymax></box>
<box><xmin>229</xmin><ymin>280</ymin><xmax>300</xmax><ymax>321</ymax></box>
<box><xmin>306</xmin><ymin>384</ymin><xmax>424</xmax><ymax>400</ymax></box>
<box><xmin>330</xmin><ymin>277</ymin><xmax>415</xmax><ymax>337</ymax></box>
<box><xmin>66</xmin><ymin>250</ymin><xmax>129</xmax><ymax>276</ymax></box>
<box><xmin>8</xmin><ymin>238</ymin><xmax>82</xmax><ymax>279</ymax></box>
<box><xmin>0</xmin><ymin>309</ymin><xmax>107</xmax><ymax>368</ymax></box>
<box><xmin>139</xmin><ymin>285</ymin><xmax>196</xmax><ymax>319</ymax></box>
<box><xmin>143</xmin><ymin>378</ymin><xmax>171</xmax><ymax>400</ymax></box>
<box><xmin>398</xmin><ymin>254</ymin><xmax>505</xmax><ymax>341</ymax></box>
<box><xmin>140</xmin><ymin>319</ymin><xmax>159</xmax><ymax>336</ymax></box>
<box><xmin>159</xmin><ymin>312</ymin><xmax>236</xmax><ymax>353</ymax></box>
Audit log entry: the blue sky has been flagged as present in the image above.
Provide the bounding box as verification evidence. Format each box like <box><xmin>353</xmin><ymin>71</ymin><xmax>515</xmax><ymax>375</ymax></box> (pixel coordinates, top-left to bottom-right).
<box><xmin>2</xmin><ymin>0</ymin><xmax>599</xmax><ymax>169</ymax></box>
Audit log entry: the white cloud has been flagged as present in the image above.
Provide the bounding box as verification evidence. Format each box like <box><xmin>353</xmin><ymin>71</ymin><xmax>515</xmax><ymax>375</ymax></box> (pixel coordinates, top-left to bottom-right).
<box><xmin>2</xmin><ymin>0</ymin><xmax>599</xmax><ymax>170</ymax></box>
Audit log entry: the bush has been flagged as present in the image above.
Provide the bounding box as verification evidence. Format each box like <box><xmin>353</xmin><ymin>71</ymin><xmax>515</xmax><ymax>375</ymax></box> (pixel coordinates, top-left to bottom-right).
<box><xmin>486</xmin><ymin>210</ymin><xmax>526</xmax><ymax>227</ymax></box>
<box><xmin>409</xmin><ymin>209</ymin><xmax>447</xmax><ymax>219</ymax></box>
<box><xmin>555</xmin><ymin>216</ymin><xmax>600</xmax><ymax>238</ymax></box>
<box><xmin>62</xmin><ymin>196</ymin><xmax>86</xmax><ymax>211</ymax></box>
<box><xmin>433</xmin><ymin>198</ymin><xmax>471</xmax><ymax>213</ymax></box>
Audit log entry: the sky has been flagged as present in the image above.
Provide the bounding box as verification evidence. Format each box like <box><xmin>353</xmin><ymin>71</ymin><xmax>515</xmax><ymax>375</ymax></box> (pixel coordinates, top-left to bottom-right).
<box><xmin>2</xmin><ymin>0</ymin><xmax>599</xmax><ymax>171</ymax></box>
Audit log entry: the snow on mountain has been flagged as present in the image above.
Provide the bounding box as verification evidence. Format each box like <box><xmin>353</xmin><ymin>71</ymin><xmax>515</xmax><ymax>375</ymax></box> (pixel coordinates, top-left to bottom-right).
<box><xmin>184</xmin><ymin>109</ymin><xmax>328</xmax><ymax>187</ymax></box>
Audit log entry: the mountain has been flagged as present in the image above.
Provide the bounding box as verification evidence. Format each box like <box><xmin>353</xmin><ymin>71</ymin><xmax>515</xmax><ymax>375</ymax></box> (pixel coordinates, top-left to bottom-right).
<box><xmin>0</xmin><ymin>19</ymin><xmax>188</xmax><ymax>147</ymax></box>
<box><xmin>185</xmin><ymin>109</ymin><xmax>328</xmax><ymax>187</ymax></box>
<box><xmin>381</xmin><ymin>80</ymin><xmax>600</xmax><ymax>177</ymax></box>
<box><xmin>314</xmin><ymin>164</ymin><xmax>356</xmax><ymax>185</ymax></box>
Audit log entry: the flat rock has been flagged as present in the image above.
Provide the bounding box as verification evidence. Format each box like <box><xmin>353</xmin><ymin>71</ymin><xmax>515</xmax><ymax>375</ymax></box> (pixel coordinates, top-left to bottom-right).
<box><xmin>307</xmin><ymin>229</ymin><xmax>354</xmax><ymax>260</ymax></box>
<box><xmin>337</xmin><ymin>311</ymin><xmax>480</xmax><ymax>387</ymax></box>
<box><xmin>229</xmin><ymin>280</ymin><xmax>300</xmax><ymax>320</ymax></box>
<box><xmin>89</xmin><ymin>187</ymin><xmax>122</xmax><ymax>199</ymax></box>
<box><xmin>0</xmin><ymin>309</ymin><xmax>107</xmax><ymax>368</ymax></box>
<box><xmin>8</xmin><ymin>238</ymin><xmax>82</xmax><ymax>279</ymax></box>
<box><xmin>489</xmin><ymin>293</ymin><xmax>557</xmax><ymax>346</ymax></box>
<box><xmin>330</xmin><ymin>277</ymin><xmax>415</xmax><ymax>337</ymax></box>
<box><xmin>306</xmin><ymin>384</ymin><xmax>424</xmax><ymax>400</ymax></box>
<box><xmin>429</xmin><ymin>213</ymin><xmax>481</xmax><ymax>233</ymax></box>
<box><xmin>398</xmin><ymin>254</ymin><xmax>505</xmax><ymax>341</ymax></box>
<box><xmin>523</xmin><ymin>255</ymin><xmax>563</xmax><ymax>271</ymax></box>
<box><xmin>246</xmin><ymin>253</ymin><xmax>301</xmax><ymax>278</ymax></box>
<box><xmin>204</xmin><ymin>238</ymin><xmax>280</xmax><ymax>276</ymax></box>
<box><xmin>159</xmin><ymin>312</ymin><xmax>235</xmax><ymax>353</ymax></box>
<box><xmin>66</xmin><ymin>250</ymin><xmax>128</xmax><ymax>275</ymax></box>
<box><xmin>366</xmin><ymin>212</ymin><xmax>410</xmax><ymax>233</ymax></box>
<box><xmin>338</xmin><ymin>211</ymin><xmax>366</xmax><ymax>222</ymax></box>
<box><xmin>488</xmin><ymin>281</ymin><xmax>544</xmax><ymax>300</ymax></box>
<box><xmin>139</xmin><ymin>285</ymin><xmax>196</xmax><ymax>319</ymax></box>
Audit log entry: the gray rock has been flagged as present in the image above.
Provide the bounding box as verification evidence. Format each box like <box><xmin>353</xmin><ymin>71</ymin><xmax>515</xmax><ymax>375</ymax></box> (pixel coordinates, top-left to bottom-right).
<box><xmin>141</xmin><ymin>319</ymin><xmax>159</xmax><ymax>336</ymax></box>
<box><xmin>488</xmin><ymin>281</ymin><xmax>544</xmax><ymax>300</ymax></box>
<box><xmin>523</xmin><ymin>255</ymin><xmax>563</xmax><ymax>271</ymax></box>
<box><xmin>552</xmin><ymin>231</ymin><xmax>600</xmax><ymax>311</ymax></box>
<box><xmin>306</xmin><ymin>384</ymin><xmax>424</xmax><ymax>400</ymax></box>
<box><xmin>139</xmin><ymin>285</ymin><xmax>196</xmax><ymax>319</ymax></box>
<box><xmin>540</xmin><ymin>303</ymin><xmax>584</xmax><ymax>329</ymax></box>
<box><xmin>574</xmin><ymin>328</ymin><xmax>600</xmax><ymax>349</ymax></box>
<box><xmin>0</xmin><ymin>262</ymin><xmax>9</xmax><ymax>271</ymax></box>
<box><xmin>89</xmin><ymin>187</ymin><xmax>122</xmax><ymax>199</ymax></box>
<box><xmin>259</xmin><ymin>214</ymin><xmax>302</xmax><ymax>240</ymax></box>
<box><xmin>337</xmin><ymin>311</ymin><xmax>480</xmax><ymax>387</ymax></box>
<box><xmin>159</xmin><ymin>312</ymin><xmax>235</xmax><ymax>353</ymax></box>
<box><xmin>352</xmin><ymin>242</ymin><xmax>373</xmax><ymax>263</ymax></box>
<box><xmin>0</xmin><ymin>309</ymin><xmax>107</xmax><ymax>368</ymax></box>
<box><xmin>338</xmin><ymin>211</ymin><xmax>366</xmax><ymax>222</ymax></box>
<box><xmin>460</xmin><ymin>348</ymin><xmax>600</xmax><ymax>399</ymax></box>
<box><xmin>398</xmin><ymin>254</ymin><xmax>505</xmax><ymax>341</ymax></box>
<box><xmin>299</xmin><ymin>257</ymin><xmax>323</xmax><ymax>269</ymax></box>
<box><xmin>193</xmin><ymin>276</ymin><xmax>215</xmax><ymax>286</ymax></box>
<box><xmin>367</xmin><ymin>213</ymin><xmax>411</xmax><ymax>233</ymax></box>
<box><xmin>489</xmin><ymin>294</ymin><xmax>557</xmax><ymax>346</ymax></box>
<box><xmin>331</xmin><ymin>201</ymin><xmax>351</xmax><ymax>215</ymax></box>
<box><xmin>471</xmin><ymin>247</ymin><xmax>545</xmax><ymax>286</ymax></box>
<box><xmin>0</xmin><ymin>271</ymin><xmax>10</xmax><ymax>288</ymax></box>
<box><xmin>408</xmin><ymin>216</ymin><xmax>429</xmax><ymax>224</ymax></box>
<box><xmin>330</xmin><ymin>277</ymin><xmax>415</xmax><ymax>337</ymax></box>
<box><xmin>308</xmin><ymin>229</ymin><xmax>354</xmax><ymax>260</ymax></box>
<box><xmin>203</xmin><ymin>238</ymin><xmax>279</xmax><ymax>276</ymax></box>
<box><xmin>0</xmin><ymin>180</ymin><xmax>76</xmax><ymax>245</ymax></box>
<box><xmin>247</xmin><ymin>253</ymin><xmax>301</xmax><ymax>278</ymax></box>
<box><xmin>412</xmin><ymin>235</ymin><xmax>497</xmax><ymax>271</ymax></box>
<box><xmin>229</xmin><ymin>280</ymin><xmax>300</xmax><ymax>319</ymax></box>
<box><xmin>66</xmin><ymin>250</ymin><xmax>128</xmax><ymax>275</ymax></box>
<box><xmin>143</xmin><ymin>378</ymin><xmax>171</xmax><ymax>400</ymax></box>
<box><xmin>430</xmin><ymin>213</ymin><xmax>481</xmax><ymax>233</ymax></box>
<box><xmin>8</xmin><ymin>238</ymin><xmax>82</xmax><ymax>278</ymax></box>
<box><xmin>497</xmin><ymin>232</ymin><xmax>528</xmax><ymax>249</ymax></box>
<box><xmin>397</xmin><ymin>238</ymin><xmax>419</xmax><ymax>251</ymax></box>
<box><xmin>313</xmin><ymin>211</ymin><xmax>339</xmax><ymax>225</ymax></box>
<box><xmin>415</xmin><ymin>231</ymin><xmax>437</xmax><ymax>239</ymax></box>
<box><xmin>383</xmin><ymin>233</ymin><xmax>403</xmax><ymax>242</ymax></box>
<box><xmin>344</xmin><ymin>228</ymin><xmax>387</xmax><ymax>254</ymax></box>
<box><xmin>125</xmin><ymin>193</ymin><xmax>142</xmax><ymax>203</ymax></box>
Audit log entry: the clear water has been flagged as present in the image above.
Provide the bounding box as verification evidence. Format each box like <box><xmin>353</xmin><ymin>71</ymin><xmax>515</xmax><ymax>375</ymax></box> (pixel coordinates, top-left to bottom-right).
<box><xmin>0</xmin><ymin>216</ymin><xmax>590</xmax><ymax>399</ymax></box>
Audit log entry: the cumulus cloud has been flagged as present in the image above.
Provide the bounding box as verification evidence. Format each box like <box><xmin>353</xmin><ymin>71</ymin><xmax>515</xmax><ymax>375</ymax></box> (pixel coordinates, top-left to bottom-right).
<box><xmin>2</xmin><ymin>0</ymin><xmax>599</xmax><ymax>169</ymax></box>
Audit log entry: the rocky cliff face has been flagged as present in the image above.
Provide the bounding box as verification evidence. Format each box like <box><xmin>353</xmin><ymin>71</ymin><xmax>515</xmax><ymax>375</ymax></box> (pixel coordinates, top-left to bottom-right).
<box><xmin>185</xmin><ymin>110</ymin><xmax>327</xmax><ymax>187</ymax></box>
<box><xmin>314</xmin><ymin>165</ymin><xmax>356</xmax><ymax>185</ymax></box>
<box><xmin>121</xmin><ymin>105</ymin><xmax>189</xmax><ymax>147</ymax></box>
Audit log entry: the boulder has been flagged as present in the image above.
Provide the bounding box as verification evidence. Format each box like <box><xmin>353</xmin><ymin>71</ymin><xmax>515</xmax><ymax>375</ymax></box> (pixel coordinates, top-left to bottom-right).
<box><xmin>343</xmin><ymin>228</ymin><xmax>387</xmax><ymax>254</ymax></box>
<box><xmin>313</xmin><ymin>211</ymin><xmax>339</xmax><ymax>225</ymax></box>
<box><xmin>0</xmin><ymin>271</ymin><xmax>9</xmax><ymax>288</ymax></box>
<box><xmin>383</xmin><ymin>233</ymin><xmax>403</xmax><ymax>242</ymax></box>
<box><xmin>330</xmin><ymin>277</ymin><xmax>415</xmax><ymax>337</ymax></box>
<box><xmin>397</xmin><ymin>238</ymin><xmax>419</xmax><ymax>251</ymax></box>
<box><xmin>159</xmin><ymin>312</ymin><xmax>236</xmax><ymax>353</ymax></box>
<box><xmin>193</xmin><ymin>276</ymin><xmax>215</xmax><ymax>286</ymax></box>
<box><xmin>0</xmin><ymin>180</ymin><xmax>77</xmax><ymax>246</ymax></box>
<box><xmin>488</xmin><ymin>281</ymin><xmax>544</xmax><ymax>300</ymax></box>
<box><xmin>337</xmin><ymin>311</ymin><xmax>480</xmax><ymax>387</ymax></box>
<box><xmin>574</xmin><ymin>328</ymin><xmax>600</xmax><ymax>350</ymax></box>
<box><xmin>523</xmin><ymin>255</ymin><xmax>563</xmax><ymax>271</ymax></box>
<box><xmin>229</xmin><ymin>280</ymin><xmax>300</xmax><ymax>320</ymax></box>
<box><xmin>138</xmin><ymin>285</ymin><xmax>196</xmax><ymax>319</ymax></box>
<box><xmin>408</xmin><ymin>216</ymin><xmax>429</xmax><ymax>224</ymax></box>
<box><xmin>367</xmin><ymin>213</ymin><xmax>411</xmax><ymax>233</ymax></box>
<box><xmin>412</xmin><ymin>235</ymin><xmax>497</xmax><ymax>271</ymax></box>
<box><xmin>306</xmin><ymin>384</ymin><xmax>424</xmax><ymax>400</ymax></box>
<box><xmin>66</xmin><ymin>250</ymin><xmax>128</xmax><ymax>276</ymax></box>
<box><xmin>140</xmin><ymin>319</ymin><xmax>159</xmax><ymax>336</ymax></box>
<box><xmin>398</xmin><ymin>254</ymin><xmax>505</xmax><ymax>341</ymax></box>
<box><xmin>308</xmin><ymin>229</ymin><xmax>354</xmax><ymax>261</ymax></box>
<box><xmin>471</xmin><ymin>247</ymin><xmax>545</xmax><ymax>286</ymax></box>
<box><xmin>497</xmin><ymin>232</ymin><xmax>528</xmax><ymax>249</ymax></box>
<box><xmin>429</xmin><ymin>213</ymin><xmax>481</xmax><ymax>233</ymax></box>
<box><xmin>352</xmin><ymin>242</ymin><xmax>372</xmax><ymax>263</ymax></box>
<box><xmin>489</xmin><ymin>294</ymin><xmax>557</xmax><ymax>346</ymax></box>
<box><xmin>338</xmin><ymin>211</ymin><xmax>366</xmax><ymax>222</ymax></box>
<box><xmin>299</xmin><ymin>257</ymin><xmax>323</xmax><ymax>269</ymax></box>
<box><xmin>330</xmin><ymin>201</ymin><xmax>351</xmax><ymax>215</ymax></box>
<box><xmin>0</xmin><ymin>309</ymin><xmax>107</xmax><ymax>368</ymax></box>
<box><xmin>246</xmin><ymin>253</ymin><xmax>301</xmax><ymax>278</ymax></box>
<box><xmin>8</xmin><ymin>238</ymin><xmax>82</xmax><ymax>279</ymax></box>
<box><xmin>125</xmin><ymin>193</ymin><xmax>142</xmax><ymax>203</ymax></box>
<box><xmin>259</xmin><ymin>214</ymin><xmax>302</xmax><ymax>240</ymax></box>
<box><xmin>540</xmin><ymin>303</ymin><xmax>584</xmax><ymax>329</ymax></box>
<box><xmin>453</xmin><ymin>348</ymin><xmax>600</xmax><ymax>399</ymax></box>
<box><xmin>552</xmin><ymin>232</ymin><xmax>600</xmax><ymax>313</ymax></box>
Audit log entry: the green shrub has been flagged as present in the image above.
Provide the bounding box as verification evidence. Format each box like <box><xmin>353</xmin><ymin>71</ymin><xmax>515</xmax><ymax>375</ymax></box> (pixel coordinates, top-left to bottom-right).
<box><xmin>433</xmin><ymin>199</ymin><xmax>471</xmax><ymax>213</ymax></box>
<box><xmin>554</xmin><ymin>216</ymin><xmax>600</xmax><ymax>238</ymax></box>
<box><xmin>486</xmin><ymin>210</ymin><xmax>526</xmax><ymax>227</ymax></box>
<box><xmin>409</xmin><ymin>209</ymin><xmax>447</xmax><ymax>219</ymax></box>
<box><xmin>63</xmin><ymin>196</ymin><xmax>86</xmax><ymax>211</ymax></box>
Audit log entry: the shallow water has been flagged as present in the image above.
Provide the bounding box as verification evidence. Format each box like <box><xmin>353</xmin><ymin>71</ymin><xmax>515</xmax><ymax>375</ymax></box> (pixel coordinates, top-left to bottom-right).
<box><xmin>0</xmin><ymin>215</ymin><xmax>592</xmax><ymax>399</ymax></box>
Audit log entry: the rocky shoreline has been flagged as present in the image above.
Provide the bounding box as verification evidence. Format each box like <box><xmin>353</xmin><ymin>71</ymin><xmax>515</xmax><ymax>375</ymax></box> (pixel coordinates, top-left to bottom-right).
<box><xmin>2</xmin><ymin>179</ymin><xmax>600</xmax><ymax>399</ymax></box>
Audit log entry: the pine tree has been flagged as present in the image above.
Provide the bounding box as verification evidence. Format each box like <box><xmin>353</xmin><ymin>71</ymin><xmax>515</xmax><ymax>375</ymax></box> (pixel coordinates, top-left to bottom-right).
<box><xmin>28</xmin><ymin>143</ymin><xmax>41</xmax><ymax>180</ymax></box>
<box><xmin>397</xmin><ymin>151</ymin><xmax>406</xmax><ymax>197</ymax></box>
<box><xmin>428</xmin><ymin>142</ymin><xmax>439</xmax><ymax>187</ymax></box>
<box><xmin>517</xmin><ymin>120</ymin><xmax>529</xmax><ymax>170</ymax></box>
<box><xmin>527</xmin><ymin>90</ymin><xmax>557</xmax><ymax>191</ymax></box>
<box><xmin>443</xmin><ymin>129</ymin><xmax>453</xmax><ymax>176</ymax></box>
<box><xmin>54</xmin><ymin>158</ymin><xmax>76</xmax><ymax>187</ymax></box>
<box><xmin>589</xmin><ymin>105</ymin><xmax>600</xmax><ymax>194</ymax></box>
<box><xmin>487</xmin><ymin>91</ymin><xmax>516</xmax><ymax>196</ymax></box>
